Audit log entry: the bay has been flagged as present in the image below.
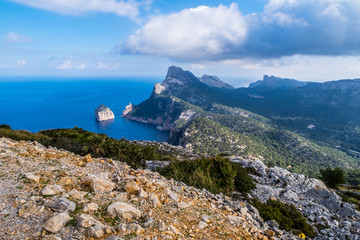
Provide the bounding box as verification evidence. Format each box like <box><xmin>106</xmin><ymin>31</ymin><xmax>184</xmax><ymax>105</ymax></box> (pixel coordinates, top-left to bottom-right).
<box><xmin>0</xmin><ymin>77</ymin><xmax>168</xmax><ymax>142</ymax></box>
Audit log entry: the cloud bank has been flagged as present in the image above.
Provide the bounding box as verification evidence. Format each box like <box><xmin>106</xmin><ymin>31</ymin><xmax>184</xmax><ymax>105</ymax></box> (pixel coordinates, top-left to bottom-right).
<box><xmin>122</xmin><ymin>3</ymin><xmax>247</xmax><ymax>61</ymax></box>
<box><xmin>11</xmin><ymin>0</ymin><xmax>144</xmax><ymax>20</ymax></box>
<box><xmin>122</xmin><ymin>0</ymin><xmax>360</xmax><ymax>61</ymax></box>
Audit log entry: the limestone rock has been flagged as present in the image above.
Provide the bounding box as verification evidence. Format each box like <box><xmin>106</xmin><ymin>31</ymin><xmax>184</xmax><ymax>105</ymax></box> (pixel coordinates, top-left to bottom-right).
<box><xmin>49</xmin><ymin>198</ymin><xmax>76</xmax><ymax>213</ymax></box>
<box><xmin>149</xmin><ymin>193</ymin><xmax>161</xmax><ymax>208</ymax></box>
<box><xmin>107</xmin><ymin>202</ymin><xmax>141</xmax><ymax>219</ymax></box>
<box><xmin>138</xmin><ymin>188</ymin><xmax>148</xmax><ymax>198</ymax></box>
<box><xmin>18</xmin><ymin>203</ymin><xmax>44</xmax><ymax>217</ymax></box>
<box><xmin>83</xmin><ymin>174</ymin><xmax>115</xmax><ymax>193</ymax></box>
<box><xmin>77</xmin><ymin>214</ymin><xmax>100</xmax><ymax>228</ymax></box>
<box><xmin>24</xmin><ymin>172</ymin><xmax>40</xmax><ymax>183</ymax></box>
<box><xmin>115</xmin><ymin>223</ymin><xmax>144</xmax><ymax>235</ymax></box>
<box><xmin>43</xmin><ymin>212</ymin><xmax>72</xmax><ymax>233</ymax></box>
<box><xmin>95</xmin><ymin>104</ymin><xmax>114</xmax><ymax>122</ymax></box>
<box><xmin>83</xmin><ymin>202</ymin><xmax>98</xmax><ymax>212</ymax></box>
<box><xmin>125</xmin><ymin>181</ymin><xmax>139</xmax><ymax>196</ymax></box>
<box><xmin>41</xmin><ymin>185</ymin><xmax>65</xmax><ymax>196</ymax></box>
<box><xmin>165</xmin><ymin>188</ymin><xmax>178</xmax><ymax>202</ymax></box>
<box><xmin>86</xmin><ymin>224</ymin><xmax>105</xmax><ymax>238</ymax></box>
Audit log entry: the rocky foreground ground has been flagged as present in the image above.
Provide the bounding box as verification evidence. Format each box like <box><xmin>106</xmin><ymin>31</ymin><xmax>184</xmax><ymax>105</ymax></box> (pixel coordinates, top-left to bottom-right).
<box><xmin>0</xmin><ymin>137</ymin><xmax>289</xmax><ymax>240</ymax></box>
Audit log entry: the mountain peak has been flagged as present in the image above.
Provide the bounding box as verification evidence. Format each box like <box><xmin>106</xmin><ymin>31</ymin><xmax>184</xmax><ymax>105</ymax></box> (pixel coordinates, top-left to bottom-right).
<box><xmin>249</xmin><ymin>75</ymin><xmax>307</xmax><ymax>90</ymax></box>
<box><xmin>199</xmin><ymin>74</ymin><xmax>234</xmax><ymax>89</ymax></box>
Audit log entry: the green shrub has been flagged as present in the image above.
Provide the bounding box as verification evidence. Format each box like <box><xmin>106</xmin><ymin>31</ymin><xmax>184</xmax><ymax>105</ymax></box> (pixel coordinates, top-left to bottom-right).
<box><xmin>251</xmin><ymin>199</ymin><xmax>316</xmax><ymax>238</ymax></box>
<box><xmin>161</xmin><ymin>156</ymin><xmax>255</xmax><ymax>195</ymax></box>
<box><xmin>320</xmin><ymin>167</ymin><xmax>345</xmax><ymax>188</ymax></box>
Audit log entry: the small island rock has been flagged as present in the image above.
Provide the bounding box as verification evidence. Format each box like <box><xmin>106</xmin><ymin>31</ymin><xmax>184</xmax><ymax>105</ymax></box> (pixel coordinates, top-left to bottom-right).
<box><xmin>95</xmin><ymin>104</ymin><xmax>114</xmax><ymax>122</ymax></box>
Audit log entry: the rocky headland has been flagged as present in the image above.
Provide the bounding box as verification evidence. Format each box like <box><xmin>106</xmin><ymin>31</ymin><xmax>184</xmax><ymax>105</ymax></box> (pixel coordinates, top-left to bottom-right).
<box><xmin>95</xmin><ymin>105</ymin><xmax>115</xmax><ymax>122</ymax></box>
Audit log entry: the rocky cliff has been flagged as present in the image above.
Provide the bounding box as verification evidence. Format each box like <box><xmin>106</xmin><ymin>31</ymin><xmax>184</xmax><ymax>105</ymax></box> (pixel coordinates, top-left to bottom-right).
<box><xmin>249</xmin><ymin>75</ymin><xmax>307</xmax><ymax>90</ymax></box>
<box><xmin>95</xmin><ymin>105</ymin><xmax>115</xmax><ymax>122</ymax></box>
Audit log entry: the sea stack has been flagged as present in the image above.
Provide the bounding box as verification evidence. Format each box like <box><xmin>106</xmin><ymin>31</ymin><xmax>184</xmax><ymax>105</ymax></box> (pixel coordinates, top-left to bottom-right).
<box><xmin>95</xmin><ymin>104</ymin><xmax>114</xmax><ymax>121</ymax></box>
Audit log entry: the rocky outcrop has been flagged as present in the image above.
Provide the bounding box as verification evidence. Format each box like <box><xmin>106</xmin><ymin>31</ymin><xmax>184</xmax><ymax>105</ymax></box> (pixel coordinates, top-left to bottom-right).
<box><xmin>231</xmin><ymin>157</ymin><xmax>360</xmax><ymax>239</ymax></box>
<box><xmin>249</xmin><ymin>75</ymin><xmax>307</xmax><ymax>90</ymax></box>
<box><xmin>0</xmin><ymin>137</ymin><xmax>281</xmax><ymax>239</ymax></box>
<box><xmin>199</xmin><ymin>74</ymin><xmax>234</xmax><ymax>89</ymax></box>
<box><xmin>95</xmin><ymin>104</ymin><xmax>114</xmax><ymax>122</ymax></box>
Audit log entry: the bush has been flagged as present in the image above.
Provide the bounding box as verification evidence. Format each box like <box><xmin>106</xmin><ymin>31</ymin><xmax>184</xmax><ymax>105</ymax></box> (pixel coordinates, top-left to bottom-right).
<box><xmin>320</xmin><ymin>167</ymin><xmax>345</xmax><ymax>188</ymax></box>
<box><xmin>251</xmin><ymin>199</ymin><xmax>316</xmax><ymax>238</ymax></box>
<box><xmin>161</xmin><ymin>156</ymin><xmax>255</xmax><ymax>195</ymax></box>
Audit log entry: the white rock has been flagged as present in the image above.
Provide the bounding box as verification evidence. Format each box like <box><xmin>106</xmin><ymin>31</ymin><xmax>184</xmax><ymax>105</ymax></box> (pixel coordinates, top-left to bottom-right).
<box><xmin>198</xmin><ymin>221</ymin><xmax>208</xmax><ymax>229</ymax></box>
<box><xmin>24</xmin><ymin>172</ymin><xmax>40</xmax><ymax>183</ymax></box>
<box><xmin>86</xmin><ymin>224</ymin><xmax>105</xmax><ymax>238</ymax></box>
<box><xmin>77</xmin><ymin>214</ymin><xmax>99</xmax><ymax>228</ymax></box>
<box><xmin>107</xmin><ymin>202</ymin><xmax>141</xmax><ymax>219</ymax></box>
<box><xmin>83</xmin><ymin>202</ymin><xmax>98</xmax><ymax>212</ymax></box>
<box><xmin>95</xmin><ymin>104</ymin><xmax>114</xmax><ymax>122</ymax></box>
<box><xmin>41</xmin><ymin>185</ymin><xmax>65</xmax><ymax>196</ymax></box>
<box><xmin>83</xmin><ymin>174</ymin><xmax>115</xmax><ymax>193</ymax></box>
<box><xmin>165</xmin><ymin>188</ymin><xmax>178</xmax><ymax>202</ymax></box>
<box><xmin>43</xmin><ymin>213</ymin><xmax>72</xmax><ymax>233</ymax></box>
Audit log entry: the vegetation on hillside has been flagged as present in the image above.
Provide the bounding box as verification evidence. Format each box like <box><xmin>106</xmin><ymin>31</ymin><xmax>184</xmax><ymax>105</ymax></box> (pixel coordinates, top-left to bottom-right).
<box><xmin>0</xmin><ymin>125</ymin><xmax>174</xmax><ymax>169</ymax></box>
<box><xmin>251</xmin><ymin>199</ymin><xmax>317</xmax><ymax>238</ymax></box>
<box><xmin>161</xmin><ymin>156</ymin><xmax>256</xmax><ymax>195</ymax></box>
<box><xmin>320</xmin><ymin>168</ymin><xmax>345</xmax><ymax>188</ymax></box>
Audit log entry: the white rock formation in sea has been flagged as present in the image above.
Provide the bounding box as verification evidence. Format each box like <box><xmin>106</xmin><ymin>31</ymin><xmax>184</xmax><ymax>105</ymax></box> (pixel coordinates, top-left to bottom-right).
<box><xmin>95</xmin><ymin>104</ymin><xmax>114</xmax><ymax>122</ymax></box>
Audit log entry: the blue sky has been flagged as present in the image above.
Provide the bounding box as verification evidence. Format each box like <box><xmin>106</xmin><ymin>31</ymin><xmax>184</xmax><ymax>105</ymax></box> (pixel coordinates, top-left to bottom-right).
<box><xmin>1</xmin><ymin>0</ymin><xmax>360</xmax><ymax>84</ymax></box>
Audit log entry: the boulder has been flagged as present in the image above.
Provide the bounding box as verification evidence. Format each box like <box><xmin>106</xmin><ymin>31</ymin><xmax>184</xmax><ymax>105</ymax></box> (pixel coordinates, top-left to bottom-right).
<box><xmin>125</xmin><ymin>181</ymin><xmax>139</xmax><ymax>196</ymax></box>
<box><xmin>77</xmin><ymin>214</ymin><xmax>99</xmax><ymax>228</ymax></box>
<box><xmin>86</xmin><ymin>224</ymin><xmax>105</xmax><ymax>238</ymax></box>
<box><xmin>83</xmin><ymin>174</ymin><xmax>115</xmax><ymax>193</ymax></box>
<box><xmin>41</xmin><ymin>185</ymin><xmax>65</xmax><ymax>196</ymax></box>
<box><xmin>83</xmin><ymin>202</ymin><xmax>98</xmax><ymax>212</ymax></box>
<box><xmin>49</xmin><ymin>198</ymin><xmax>76</xmax><ymax>213</ymax></box>
<box><xmin>107</xmin><ymin>202</ymin><xmax>141</xmax><ymax>219</ymax></box>
<box><xmin>43</xmin><ymin>213</ymin><xmax>72</xmax><ymax>233</ymax></box>
<box><xmin>24</xmin><ymin>172</ymin><xmax>40</xmax><ymax>183</ymax></box>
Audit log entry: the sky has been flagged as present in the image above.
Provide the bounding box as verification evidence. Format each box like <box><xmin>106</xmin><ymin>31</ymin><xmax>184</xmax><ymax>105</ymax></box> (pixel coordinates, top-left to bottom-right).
<box><xmin>1</xmin><ymin>0</ymin><xmax>360</xmax><ymax>85</ymax></box>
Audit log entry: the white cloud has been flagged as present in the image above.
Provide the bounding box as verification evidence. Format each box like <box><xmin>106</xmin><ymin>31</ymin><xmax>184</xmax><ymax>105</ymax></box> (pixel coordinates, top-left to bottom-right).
<box><xmin>191</xmin><ymin>64</ymin><xmax>205</xmax><ymax>70</ymax></box>
<box><xmin>5</xmin><ymin>32</ymin><xmax>32</xmax><ymax>43</ymax></box>
<box><xmin>97</xmin><ymin>62</ymin><xmax>121</xmax><ymax>70</ymax></box>
<box><xmin>122</xmin><ymin>3</ymin><xmax>247</xmax><ymax>61</ymax></box>
<box><xmin>11</xmin><ymin>0</ymin><xmax>144</xmax><ymax>21</ymax></box>
<box><xmin>16</xmin><ymin>59</ymin><xmax>27</xmax><ymax>68</ymax></box>
<box><xmin>57</xmin><ymin>60</ymin><xmax>86</xmax><ymax>70</ymax></box>
<box><xmin>122</xmin><ymin>0</ymin><xmax>360</xmax><ymax>61</ymax></box>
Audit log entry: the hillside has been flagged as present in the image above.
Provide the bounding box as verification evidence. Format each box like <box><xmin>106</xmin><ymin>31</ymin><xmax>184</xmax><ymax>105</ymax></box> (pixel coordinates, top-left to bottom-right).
<box><xmin>1</xmin><ymin>133</ymin><xmax>359</xmax><ymax>239</ymax></box>
<box><xmin>123</xmin><ymin>66</ymin><xmax>360</xmax><ymax>179</ymax></box>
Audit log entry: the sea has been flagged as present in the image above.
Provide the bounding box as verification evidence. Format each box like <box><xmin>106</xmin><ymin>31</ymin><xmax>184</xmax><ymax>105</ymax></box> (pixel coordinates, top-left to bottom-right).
<box><xmin>0</xmin><ymin>77</ymin><xmax>169</xmax><ymax>142</ymax></box>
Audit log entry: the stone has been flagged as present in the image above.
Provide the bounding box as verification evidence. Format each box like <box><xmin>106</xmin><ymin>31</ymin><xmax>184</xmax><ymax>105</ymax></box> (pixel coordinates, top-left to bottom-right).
<box><xmin>24</xmin><ymin>172</ymin><xmax>40</xmax><ymax>183</ymax></box>
<box><xmin>337</xmin><ymin>206</ymin><xmax>355</xmax><ymax>217</ymax></box>
<box><xmin>83</xmin><ymin>202</ymin><xmax>98</xmax><ymax>212</ymax></box>
<box><xmin>43</xmin><ymin>212</ymin><xmax>72</xmax><ymax>233</ymax></box>
<box><xmin>165</xmin><ymin>188</ymin><xmax>178</xmax><ymax>202</ymax></box>
<box><xmin>265</xmin><ymin>229</ymin><xmax>275</xmax><ymax>237</ymax></box>
<box><xmin>107</xmin><ymin>202</ymin><xmax>141</xmax><ymax>219</ymax></box>
<box><xmin>43</xmin><ymin>236</ymin><xmax>62</xmax><ymax>240</ymax></box>
<box><xmin>198</xmin><ymin>221</ymin><xmax>208</xmax><ymax>229</ymax></box>
<box><xmin>83</xmin><ymin>174</ymin><xmax>115</xmax><ymax>193</ymax></box>
<box><xmin>169</xmin><ymin>225</ymin><xmax>180</xmax><ymax>234</ymax></box>
<box><xmin>177</xmin><ymin>201</ymin><xmax>188</xmax><ymax>209</ymax></box>
<box><xmin>41</xmin><ymin>185</ymin><xmax>65</xmax><ymax>196</ymax></box>
<box><xmin>18</xmin><ymin>203</ymin><xmax>44</xmax><ymax>217</ymax></box>
<box><xmin>58</xmin><ymin>177</ymin><xmax>72</xmax><ymax>185</ymax></box>
<box><xmin>77</xmin><ymin>214</ymin><xmax>99</xmax><ymax>228</ymax></box>
<box><xmin>125</xmin><ymin>181</ymin><xmax>140</xmax><ymax>196</ymax></box>
<box><xmin>201</xmin><ymin>215</ymin><xmax>211</xmax><ymax>223</ymax></box>
<box><xmin>114</xmin><ymin>192</ymin><xmax>128</xmax><ymax>202</ymax></box>
<box><xmin>149</xmin><ymin>193</ymin><xmax>161</xmax><ymax>208</ymax></box>
<box><xmin>115</xmin><ymin>223</ymin><xmax>144</xmax><ymax>235</ymax></box>
<box><xmin>87</xmin><ymin>224</ymin><xmax>105</xmax><ymax>238</ymax></box>
<box><xmin>95</xmin><ymin>104</ymin><xmax>114</xmax><ymax>122</ymax></box>
<box><xmin>68</xmin><ymin>189</ymin><xmax>87</xmax><ymax>200</ymax></box>
<box><xmin>138</xmin><ymin>188</ymin><xmax>148</xmax><ymax>198</ymax></box>
<box><xmin>49</xmin><ymin>198</ymin><xmax>76</xmax><ymax>213</ymax></box>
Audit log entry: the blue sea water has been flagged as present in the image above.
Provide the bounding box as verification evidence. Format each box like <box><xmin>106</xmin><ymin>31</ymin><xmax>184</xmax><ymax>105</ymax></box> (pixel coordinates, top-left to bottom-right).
<box><xmin>0</xmin><ymin>77</ymin><xmax>168</xmax><ymax>142</ymax></box>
